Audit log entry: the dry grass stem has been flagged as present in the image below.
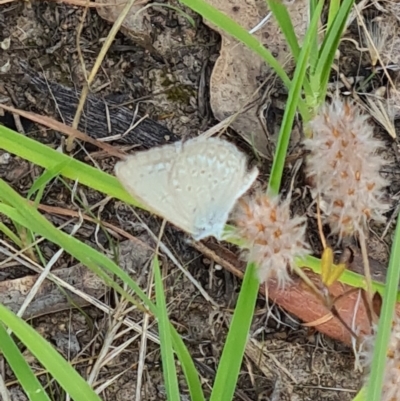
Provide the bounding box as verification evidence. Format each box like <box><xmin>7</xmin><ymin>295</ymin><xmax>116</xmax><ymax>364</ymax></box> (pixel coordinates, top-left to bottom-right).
<box><xmin>68</xmin><ymin>0</ymin><xmax>140</xmax><ymax>151</ymax></box>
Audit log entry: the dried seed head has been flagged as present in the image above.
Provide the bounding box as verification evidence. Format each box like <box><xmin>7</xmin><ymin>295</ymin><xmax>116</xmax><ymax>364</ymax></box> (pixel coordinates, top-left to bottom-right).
<box><xmin>233</xmin><ymin>191</ymin><xmax>310</xmax><ymax>288</ymax></box>
<box><xmin>361</xmin><ymin>316</ymin><xmax>400</xmax><ymax>401</ymax></box>
<box><xmin>366</xmin><ymin>14</ymin><xmax>400</xmax><ymax>69</ymax></box>
<box><xmin>363</xmin><ymin>17</ymin><xmax>391</xmax><ymax>67</ymax></box>
<box><xmin>364</xmin><ymin>88</ymin><xmax>397</xmax><ymax>139</ymax></box>
<box><xmin>304</xmin><ymin>98</ymin><xmax>389</xmax><ymax>237</ymax></box>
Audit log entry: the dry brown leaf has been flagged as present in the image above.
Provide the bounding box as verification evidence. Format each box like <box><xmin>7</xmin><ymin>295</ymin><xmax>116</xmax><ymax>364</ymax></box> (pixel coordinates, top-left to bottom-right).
<box><xmin>203</xmin><ymin>0</ymin><xmax>310</xmax><ymax>155</ymax></box>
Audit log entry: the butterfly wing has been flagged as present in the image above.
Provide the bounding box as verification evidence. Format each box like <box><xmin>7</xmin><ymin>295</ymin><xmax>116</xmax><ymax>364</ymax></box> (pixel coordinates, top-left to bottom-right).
<box><xmin>171</xmin><ymin>137</ymin><xmax>259</xmax><ymax>240</ymax></box>
<box><xmin>115</xmin><ymin>141</ymin><xmax>199</xmax><ymax>235</ymax></box>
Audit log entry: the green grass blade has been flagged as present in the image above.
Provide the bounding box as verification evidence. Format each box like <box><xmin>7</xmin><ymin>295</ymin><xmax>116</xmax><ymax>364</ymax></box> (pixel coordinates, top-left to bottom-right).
<box><xmin>326</xmin><ymin>0</ymin><xmax>341</xmax><ymax>31</ymax></box>
<box><xmin>266</xmin><ymin>0</ymin><xmax>314</xmax><ymax>97</ymax></box>
<box><xmin>0</xmin><ymin>125</ymin><xmax>141</xmax><ymax>208</ymax></box>
<box><xmin>366</xmin><ymin>213</ymin><xmax>400</xmax><ymax>401</ymax></box>
<box><xmin>268</xmin><ymin>0</ymin><xmax>323</xmax><ymax>193</ymax></box>
<box><xmin>153</xmin><ymin>256</ymin><xmax>181</xmax><ymax>401</ymax></box>
<box><xmin>309</xmin><ymin>0</ymin><xmax>318</xmax><ymax>18</ymax></box>
<box><xmin>0</xmin><ymin>304</ymin><xmax>102</xmax><ymax>401</ymax></box>
<box><xmin>313</xmin><ymin>0</ymin><xmax>354</xmax><ymax>101</ymax></box>
<box><xmin>353</xmin><ymin>386</ymin><xmax>366</xmax><ymax>401</ymax></box>
<box><xmin>27</xmin><ymin>160</ymin><xmax>71</xmax><ymax>201</ymax></box>
<box><xmin>267</xmin><ymin>0</ymin><xmax>301</xmax><ymax>59</ymax></box>
<box><xmin>307</xmin><ymin>0</ymin><xmax>321</xmax><ymax>74</ymax></box>
<box><xmin>170</xmin><ymin>329</ymin><xmax>205</xmax><ymax>401</ymax></box>
<box><xmin>0</xmin><ymin>219</ymin><xmax>22</xmax><ymax>247</ymax></box>
<box><xmin>210</xmin><ymin>263</ymin><xmax>259</xmax><ymax>401</ymax></box>
<box><xmin>0</xmin><ymin>323</ymin><xmax>52</xmax><ymax>401</ymax></box>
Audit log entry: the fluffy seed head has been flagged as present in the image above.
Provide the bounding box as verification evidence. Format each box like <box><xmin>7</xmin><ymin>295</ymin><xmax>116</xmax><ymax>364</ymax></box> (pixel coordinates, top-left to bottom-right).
<box><xmin>304</xmin><ymin>98</ymin><xmax>389</xmax><ymax>237</ymax></box>
<box><xmin>361</xmin><ymin>316</ymin><xmax>400</xmax><ymax>401</ymax></box>
<box><xmin>233</xmin><ymin>191</ymin><xmax>310</xmax><ymax>288</ymax></box>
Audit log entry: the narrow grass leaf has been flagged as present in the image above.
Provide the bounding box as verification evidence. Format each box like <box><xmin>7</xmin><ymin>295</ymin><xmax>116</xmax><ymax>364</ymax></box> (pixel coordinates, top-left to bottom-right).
<box><xmin>0</xmin><ymin>220</ymin><xmax>22</xmax><ymax>247</ymax></box>
<box><xmin>0</xmin><ymin>126</ymin><xmax>141</xmax><ymax>207</ymax></box>
<box><xmin>267</xmin><ymin>0</ymin><xmax>300</xmax><ymax>59</ymax></box>
<box><xmin>27</xmin><ymin>160</ymin><xmax>71</xmax><ymax>201</ymax></box>
<box><xmin>268</xmin><ymin>0</ymin><xmax>323</xmax><ymax>193</ymax></box>
<box><xmin>326</xmin><ymin>0</ymin><xmax>341</xmax><ymax>31</ymax></box>
<box><xmin>210</xmin><ymin>263</ymin><xmax>259</xmax><ymax>401</ymax></box>
<box><xmin>170</xmin><ymin>328</ymin><xmax>205</xmax><ymax>401</ymax></box>
<box><xmin>353</xmin><ymin>386</ymin><xmax>366</xmax><ymax>401</ymax></box>
<box><xmin>0</xmin><ymin>304</ymin><xmax>102</xmax><ymax>401</ymax></box>
<box><xmin>153</xmin><ymin>256</ymin><xmax>181</xmax><ymax>401</ymax></box>
<box><xmin>266</xmin><ymin>0</ymin><xmax>314</xmax><ymax>111</ymax></box>
<box><xmin>0</xmin><ymin>323</ymin><xmax>52</xmax><ymax>401</ymax></box>
<box><xmin>307</xmin><ymin>0</ymin><xmax>320</xmax><ymax>74</ymax></box>
<box><xmin>313</xmin><ymin>0</ymin><xmax>354</xmax><ymax>102</ymax></box>
<box><xmin>366</xmin><ymin>212</ymin><xmax>400</xmax><ymax>401</ymax></box>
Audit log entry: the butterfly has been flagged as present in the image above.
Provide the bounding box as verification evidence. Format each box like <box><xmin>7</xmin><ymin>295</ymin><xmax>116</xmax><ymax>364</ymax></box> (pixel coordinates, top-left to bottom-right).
<box><xmin>115</xmin><ymin>136</ymin><xmax>258</xmax><ymax>240</ymax></box>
